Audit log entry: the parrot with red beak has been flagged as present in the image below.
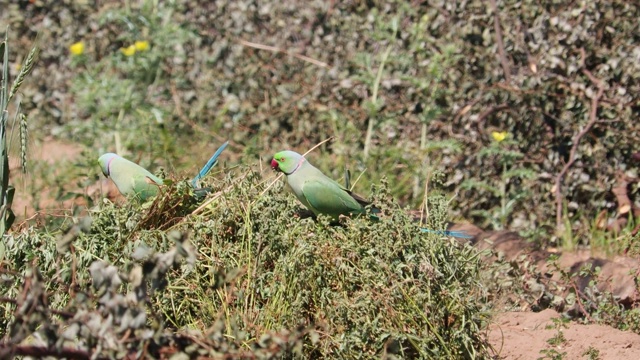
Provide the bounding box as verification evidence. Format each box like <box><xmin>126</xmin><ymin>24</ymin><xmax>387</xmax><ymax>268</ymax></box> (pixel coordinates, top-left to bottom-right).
<box><xmin>270</xmin><ymin>150</ymin><xmax>470</xmax><ymax>238</ymax></box>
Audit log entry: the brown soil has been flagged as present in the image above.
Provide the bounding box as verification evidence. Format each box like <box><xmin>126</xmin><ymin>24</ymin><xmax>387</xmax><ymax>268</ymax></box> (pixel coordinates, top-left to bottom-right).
<box><xmin>488</xmin><ymin>309</ymin><xmax>640</xmax><ymax>359</ymax></box>
<box><xmin>9</xmin><ymin>140</ymin><xmax>640</xmax><ymax>359</ymax></box>
<box><xmin>8</xmin><ymin>136</ymin><xmax>121</xmax><ymax>226</ymax></box>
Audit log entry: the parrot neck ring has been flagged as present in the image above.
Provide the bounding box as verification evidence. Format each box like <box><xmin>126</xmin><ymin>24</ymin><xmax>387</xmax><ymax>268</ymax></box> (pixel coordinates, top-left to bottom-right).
<box><xmin>103</xmin><ymin>157</ymin><xmax>115</xmax><ymax>177</ymax></box>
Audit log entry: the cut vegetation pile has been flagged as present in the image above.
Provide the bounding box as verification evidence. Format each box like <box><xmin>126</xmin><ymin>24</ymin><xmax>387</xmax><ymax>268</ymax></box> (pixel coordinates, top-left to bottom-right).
<box><xmin>1</xmin><ymin>169</ymin><xmax>491</xmax><ymax>358</ymax></box>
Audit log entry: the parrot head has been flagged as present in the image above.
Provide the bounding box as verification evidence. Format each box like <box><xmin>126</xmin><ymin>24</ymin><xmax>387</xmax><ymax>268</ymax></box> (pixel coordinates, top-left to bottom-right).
<box><xmin>271</xmin><ymin>150</ymin><xmax>305</xmax><ymax>175</ymax></box>
<box><xmin>98</xmin><ymin>153</ymin><xmax>118</xmax><ymax>178</ymax></box>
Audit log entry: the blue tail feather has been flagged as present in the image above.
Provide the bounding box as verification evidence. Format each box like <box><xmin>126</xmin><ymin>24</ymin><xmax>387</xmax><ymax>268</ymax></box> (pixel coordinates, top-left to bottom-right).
<box><xmin>191</xmin><ymin>141</ymin><xmax>229</xmax><ymax>188</ymax></box>
<box><xmin>420</xmin><ymin>228</ymin><xmax>472</xmax><ymax>239</ymax></box>
<box><xmin>368</xmin><ymin>213</ymin><xmax>471</xmax><ymax>239</ymax></box>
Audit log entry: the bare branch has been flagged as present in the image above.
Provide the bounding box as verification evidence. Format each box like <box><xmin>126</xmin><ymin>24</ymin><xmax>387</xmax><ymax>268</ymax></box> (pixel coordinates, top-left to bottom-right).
<box><xmin>553</xmin><ymin>52</ymin><xmax>606</xmax><ymax>231</ymax></box>
<box><xmin>489</xmin><ymin>0</ymin><xmax>511</xmax><ymax>83</ymax></box>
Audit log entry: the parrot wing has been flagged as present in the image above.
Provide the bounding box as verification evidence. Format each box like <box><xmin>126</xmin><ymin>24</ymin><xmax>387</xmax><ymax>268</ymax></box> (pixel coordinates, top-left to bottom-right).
<box><xmin>130</xmin><ymin>174</ymin><xmax>162</xmax><ymax>201</ymax></box>
<box><xmin>300</xmin><ymin>176</ymin><xmax>364</xmax><ymax>218</ymax></box>
<box><xmin>108</xmin><ymin>157</ymin><xmax>163</xmax><ymax>201</ymax></box>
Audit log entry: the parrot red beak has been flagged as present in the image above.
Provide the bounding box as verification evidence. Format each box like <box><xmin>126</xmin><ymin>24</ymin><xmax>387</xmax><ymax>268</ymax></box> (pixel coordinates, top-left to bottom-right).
<box><xmin>270</xmin><ymin>158</ymin><xmax>279</xmax><ymax>171</ymax></box>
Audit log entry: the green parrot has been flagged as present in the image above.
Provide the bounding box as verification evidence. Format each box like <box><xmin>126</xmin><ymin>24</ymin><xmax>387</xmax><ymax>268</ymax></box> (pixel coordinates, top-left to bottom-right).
<box><xmin>98</xmin><ymin>153</ymin><xmax>163</xmax><ymax>201</ymax></box>
<box><xmin>270</xmin><ymin>150</ymin><xmax>470</xmax><ymax>238</ymax></box>
<box><xmin>99</xmin><ymin>141</ymin><xmax>229</xmax><ymax>201</ymax></box>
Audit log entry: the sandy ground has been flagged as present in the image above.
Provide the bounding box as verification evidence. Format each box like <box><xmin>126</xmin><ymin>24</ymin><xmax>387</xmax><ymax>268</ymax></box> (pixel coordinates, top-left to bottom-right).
<box><xmin>488</xmin><ymin>309</ymin><xmax>640</xmax><ymax>359</ymax></box>
<box><xmin>9</xmin><ymin>137</ymin><xmax>119</xmax><ymax>225</ymax></box>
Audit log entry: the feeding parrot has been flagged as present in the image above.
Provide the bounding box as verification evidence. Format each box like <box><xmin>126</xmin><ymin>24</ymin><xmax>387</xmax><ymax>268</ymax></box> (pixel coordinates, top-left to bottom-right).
<box><xmin>270</xmin><ymin>150</ymin><xmax>470</xmax><ymax>239</ymax></box>
<box><xmin>98</xmin><ymin>141</ymin><xmax>229</xmax><ymax>201</ymax></box>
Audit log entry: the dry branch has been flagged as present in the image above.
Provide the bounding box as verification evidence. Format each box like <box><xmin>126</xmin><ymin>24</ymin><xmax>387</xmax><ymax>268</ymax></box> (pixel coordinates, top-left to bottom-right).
<box><xmin>0</xmin><ymin>345</ymin><xmax>99</xmax><ymax>360</ymax></box>
<box><xmin>553</xmin><ymin>50</ymin><xmax>606</xmax><ymax>230</ymax></box>
<box><xmin>476</xmin><ymin>103</ymin><xmax>510</xmax><ymax>126</ymax></box>
<box><xmin>489</xmin><ymin>0</ymin><xmax>511</xmax><ymax>83</ymax></box>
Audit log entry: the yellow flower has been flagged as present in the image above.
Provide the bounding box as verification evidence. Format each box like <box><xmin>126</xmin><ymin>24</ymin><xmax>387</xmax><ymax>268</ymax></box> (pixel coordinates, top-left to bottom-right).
<box><xmin>120</xmin><ymin>45</ymin><xmax>136</xmax><ymax>56</ymax></box>
<box><xmin>69</xmin><ymin>41</ymin><xmax>85</xmax><ymax>56</ymax></box>
<box><xmin>134</xmin><ymin>40</ymin><xmax>150</xmax><ymax>52</ymax></box>
<box><xmin>491</xmin><ymin>131</ymin><xmax>508</xmax><ymax>143</ymax></box>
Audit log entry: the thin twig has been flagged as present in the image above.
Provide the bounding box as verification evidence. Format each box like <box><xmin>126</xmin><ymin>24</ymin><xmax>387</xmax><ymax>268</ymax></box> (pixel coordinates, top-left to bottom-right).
<box><xmin>579</xmin><ymin>49</ymin><xmax>602</xmax><ymax>87</ymax></box>
<box><xmin>419</xmin><ymin>168</ymin><xmax>431</xmax><ymax>228</ymax></box>
<box><xmin>349</xmin><ymin>167</ymin><xmax>367</xmax><ymax>191</ymax></box>
<box><xmin>489</xmin><ymin>0</ymin><xmax>511</xmax><ymax>83</ymax></box>
<box><xmin>70</xmin><ymin>245</ymin><xmax>77</xmax><ymax>298</ymax></box>
<box><xmin>452</xmin><ymin>96</ymin><xmax>483</xmax><ymax>123</ymax></box>
<box><xmin>570</xmin><ymin>280</ymin><xmax>595</xmax><ymax>322</ymax></box>
<box><xmin>237</xmin><ymin>39</ymin><xmax>330</xmax><ymax>69</ymax></box>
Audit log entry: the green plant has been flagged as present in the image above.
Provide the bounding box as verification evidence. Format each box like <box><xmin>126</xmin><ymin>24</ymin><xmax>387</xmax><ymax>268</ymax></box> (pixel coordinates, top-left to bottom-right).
<box><xmin>538</xmin><ymin>348</ymin><xmax>567</xmax><ymax>360</ymax></box>
<box><xmin>542</xmin><ymin>256</ymin><xmax>640</xmax><ymax>335</ymax></box>
<box><xmin>582</xmin><ymin>346</ymin><xmax>600</xmax><ymax>360</ymax></box>
<box><xmin>0</xmin><ymin>163</ymin><xmax>493</xmax><ymax>359</ymax></box>
<box><xmin>585</xmin><ymin>212</ymin><xmax>638</xmax><ymax>256</ymax></box>
<box><xmin>361</xmin><ymin>44</ymin><xmax>392</xmax><ymax>161</ymax></box>
<box><xmin>67</xmin><ymin>0</ymin><xmax>198</xmax><ymax>163</ymax></box>
<box><xmin>0</xmin><ymin>32</ymin><xmax>13</xmax><ymax>240</ymax></box>
<box><xmin>0</xmin><ymin>31</ymin><xmax>37</xmax><ymax>238</ymax></box>
<box><xmin>461</xmin><ymin>132</ymin><xmax>536</xmax><ymax>230</ymax></box>
<box><xmin>538</xmin><ymin>317</ymin><xmax>569</xmax><ymax>359</ymax></box>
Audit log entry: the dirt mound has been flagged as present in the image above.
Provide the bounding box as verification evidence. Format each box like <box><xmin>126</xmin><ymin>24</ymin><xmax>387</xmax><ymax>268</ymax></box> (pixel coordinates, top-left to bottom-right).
<box><xmin>450</xmin><ymin>224</ymin><xmax>640</xmax><ymax>359</ymax></box>
<box><xmin>452</xmin><ymin>223</ymin><xmax>640</xmax><ymax>305</ymax></box>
